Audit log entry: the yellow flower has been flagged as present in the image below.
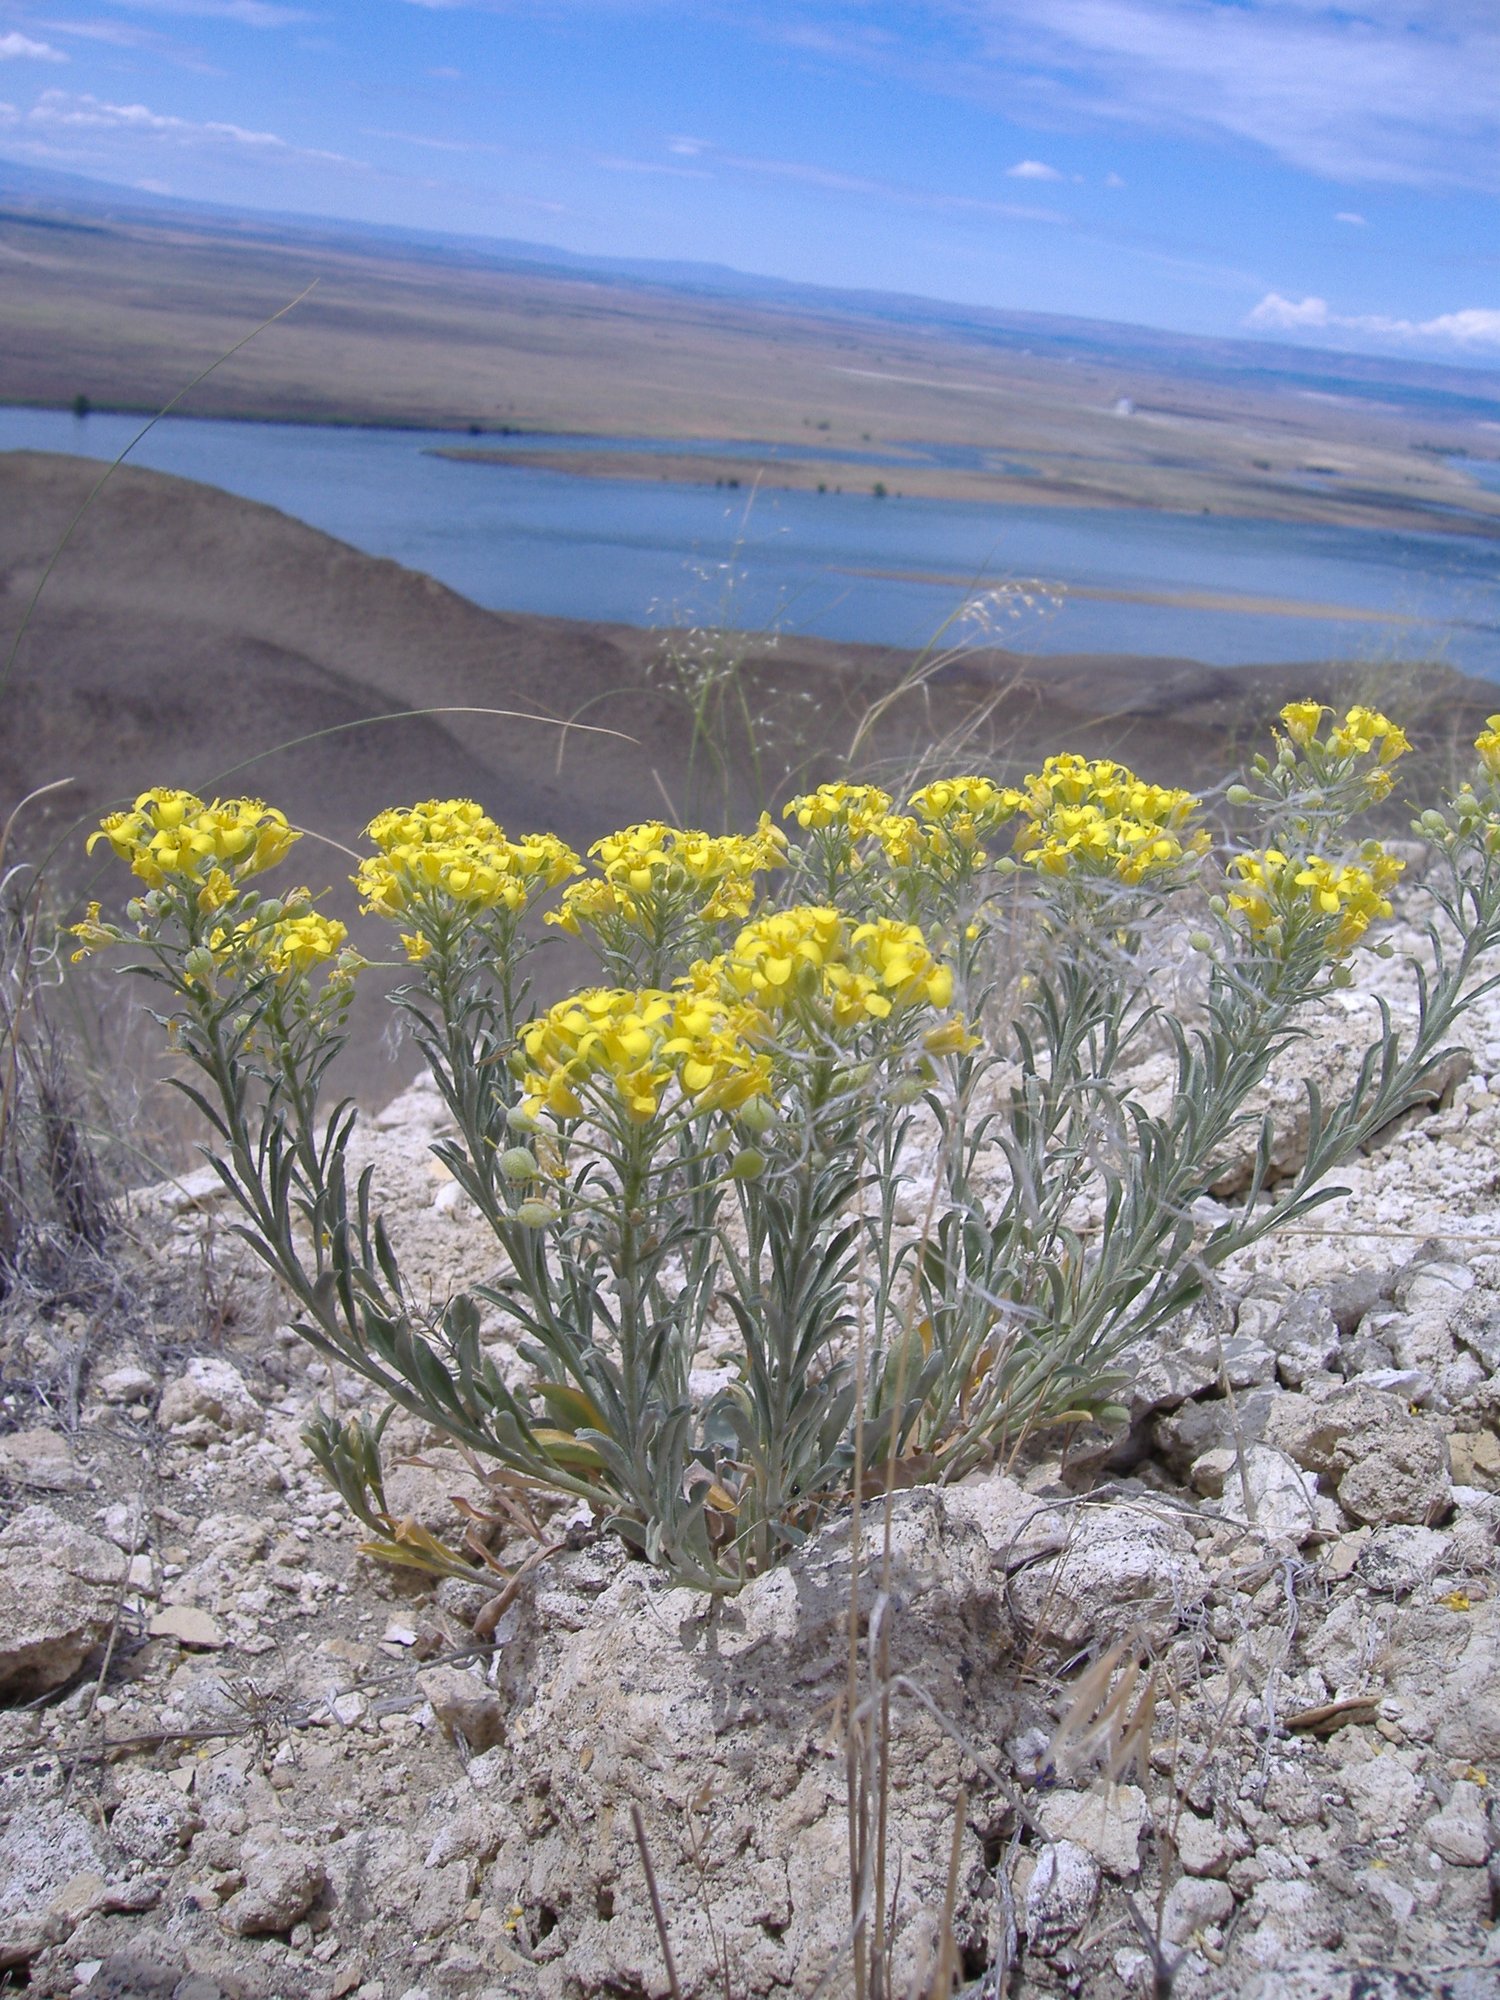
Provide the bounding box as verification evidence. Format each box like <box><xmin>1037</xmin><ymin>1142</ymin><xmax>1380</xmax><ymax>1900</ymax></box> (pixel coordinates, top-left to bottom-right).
<box><xmin>87</xmin><ymin>790</ymin><xmax>299</xmax><ymax>891</ymax></box>
<box><xmin>261</xmin><ymin>911</ymin><xmax>348</xmax><ymax>976</ymax></box>
<box><xmin>1227</xmin><ymin>844</ymin><xmax>1403</xmax><ymax>957</ymax></box>
<box><xmin>1477</xmin><ymin>715</ymin><xmax>1500</xmax><ymax>781</ymax></box>
<box><xmin>782</xmin><ymin>783</ymin><xmax>893</xmax><ymax>836</ymax></box>
<box><xmin>520</xmin><ymin>985</ymin><xmax>769</xmax><ymax>1124</ymax></box>
<box><xmin>999</xmin><ymin>755</ymin><xmax>1205</xmax><ymax>886</ymax></box>
<box><xmin>1327</xmin><ymin>705</ymin><xmax>1410</xmax><ymax>766</ymax></box>
<box><xmin>67</xmin><ymin>902</ymin><xmax>114</xmax><ymax>961</ymax></box>
<box><xmin>1279</xmin><ymin>700</ymin><xmax>1326</xmax><ymax>748</ymax></box>
<box><xmin>548</xmin><ymin>817</ymin><xmax>784</xmax><ymax>941</ymax></box>
<box><xmin>356</xmin><ymin>800</ymin><xmax>580</xmax><ymax>921</ymax></box>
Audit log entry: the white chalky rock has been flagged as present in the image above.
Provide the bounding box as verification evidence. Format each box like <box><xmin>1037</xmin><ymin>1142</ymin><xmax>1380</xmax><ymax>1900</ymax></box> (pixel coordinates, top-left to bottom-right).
<box><xmin>1160</xmin><ymin>1873</ymin><xmax>1234</xmax><ymax>1949</ymax></box>
<box><xmin>0</xmin><ymin>1505</ymin><xmax>127</xmax><ymax>1698</ymax></box>
<box><xmin>0</xmin><ymin>1428</ymin><xmax>87</xmax><ymax>1492</ymax></box>
<box><xmin>0</xmin><ymin>1804</ymin><xmax>115</xmax><ymax>1969</ymax></box>
<box><xmin>218</xmin><ymin>1842</ymin><xmax>326</xmax><ymax>1936</ymax></box>
<box><xmin>1033</xmin><ymin>1785</ymin><xmax>1147</xmax><ymax>1878</ymax></box>
<box><xmin>1338</xmin><ymin>1753</ymin><xmax>1425</xmax><ymax>1839</ymax></box>
<box><xmin>1422</xmin><ymin>1780</ymin><xmax>1491</xmax><ymax>1867</ymax></box>
<box><xmin>1023</xmin><ymin>1840</ymin><xmax>1100</xmax><ymax>1955</ymax></box>
<box><xmin>95</xmin><ymin>1364</ymin><xmax>156</xmax><ymax>1405</ymax></box>
<box><xmin>1268</xmin><ymin>1383</ymin><xmax>1450</xmax><ymax>1528</ymax></box>
<box><xmin>1007</xmin><ymin>1505</ymin><xmax>1209</xmax><ymax>1650</ymax></box>
<box><xmin>157</xmin><ymin>1356</ymin><xmax>262</xmax><ymax>1440</ymax></box>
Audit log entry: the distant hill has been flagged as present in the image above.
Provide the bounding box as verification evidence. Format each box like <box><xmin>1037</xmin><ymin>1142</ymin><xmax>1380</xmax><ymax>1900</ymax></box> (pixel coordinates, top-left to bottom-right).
<box><xmin>3</xmin><ymin>155</ymin><xmax>1499</xmax><ymax>419</ymax></box>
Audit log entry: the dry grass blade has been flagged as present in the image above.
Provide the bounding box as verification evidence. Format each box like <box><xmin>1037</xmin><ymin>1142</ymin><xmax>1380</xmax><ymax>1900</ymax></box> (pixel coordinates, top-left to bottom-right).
<box><xmin>1045</xmin><ymin>1636</ymin><xmax>1159</xmax><ymax>1789</ymax></box>
<box><xmin>632</xmin><ymin>1801</ymin><xmax>685</xmax><ymax>2000</ymax></box>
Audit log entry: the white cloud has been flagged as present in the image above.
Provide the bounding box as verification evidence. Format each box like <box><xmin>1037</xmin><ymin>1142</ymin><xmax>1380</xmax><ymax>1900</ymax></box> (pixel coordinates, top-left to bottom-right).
<box><xmin>1005</xmin><ymin>157</ymin><xmax>1063</xmax><ymax>180</ymax></box>
<box><xmin>1104</xmin><ymin>170</ymin><xmax>1126</xmax><ymax>187</ymax></box>
<box><xmin>1247</xmin><ymin>290</ymin><xmax>1500</xmax><ymax>348</ymax></box>
<box><xmin>0</xmin><ymin>32</ymin><xmax>67</xmax><ymax>59</ymax></box>
<box><xmin>1334</xmin><ymin>211</ymin><xmax>1367</xmax><ymax>225</ymax></box>
<box><xmin>1</xmin><ymin>87</ymin><xmax>359</xmax><ymax>165</ymax></box>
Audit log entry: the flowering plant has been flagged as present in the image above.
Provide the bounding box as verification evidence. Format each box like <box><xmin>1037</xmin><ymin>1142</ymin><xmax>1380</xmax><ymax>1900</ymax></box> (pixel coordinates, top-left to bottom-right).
<box><xmin>78</xmin><ymin>704</ymin><xmax>1500</xmax><ymax>1588</ymax></box>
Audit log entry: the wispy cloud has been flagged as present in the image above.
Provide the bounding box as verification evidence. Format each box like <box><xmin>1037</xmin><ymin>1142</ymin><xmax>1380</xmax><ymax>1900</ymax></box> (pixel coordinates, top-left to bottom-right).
<box><xmin>88</xmin><ymin>0</ymin><xmax>312</xmax><ymax>25</ymax></box>
<box><xmin>0</xmin><ymin>86</ymin><xmax>359</xmax><ymax>164</ymax></box>
<box><xmin>1334</xmin><ymin>211</ymin><xmax>1367</xmax><ymax>226</ymax></box>
<box><xmin>0</xmin><ymin>31</ymin><xmax>67</xmax><ymax>59</ymax></box>
<box><xmin>393</xmin><ymin>2</ymin><xmax>1500</xmax><ymax>194</ymax></box>
<box><xmin>745</xmin><ymin>0</ymin><xmax>1500</xmax><ymax>195</ymax></box>
<box><xmin>643</xmin><ymin>137</ymin><xmax>1066</xmax><ymax>224</ymax></box>
<box><xmin>597</xmin><ymin>154</ymin><xmax>712</xmax><ymax>179</ymax></box>
<box><xmin>1247</xmin><ymin>291</ymin><xmax>1500</xmax><ymax>350</ymax></box>
<box><xmin>1005</xmin><ymin>158</ymin><xmax>1062</xmax><ymax>181</ymax></box>
<box><xmin>36</xmin><ymin>15</ymin><xmax>227</xmax><ymax>73</ymax></box>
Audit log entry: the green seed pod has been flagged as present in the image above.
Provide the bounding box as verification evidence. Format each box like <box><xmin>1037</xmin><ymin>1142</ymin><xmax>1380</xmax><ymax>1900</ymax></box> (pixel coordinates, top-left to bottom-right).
<box><xmin>1187</xmin><ymin>931</ymin><xmax>1214</xmax><ymax>954</ymax></box>
<box><xmin>1329</xmin><ymin>964</ymin><xmax>1354</xmax><ymax>988</ymax></box>
<box><xmin>515</xmin><ymin>1199</ymin><xmax>559</xmax><ymax>1228</ymax></box>
<box><xmin>500</xmin><ymin>1147</ymin><xmax>539</xmax><ymax>1182</ymax></box>
<box><xmin>888</xmin><ymin>1076</ymin><xmax>926</xmax><ymax>1106</ymax></box>
<box><xmin>1225</xmin><ymin>784</ymin><xmax>1253</xmax><ymax>807</ymax></box>
<box><xmin>737</xmin><ymin>1097</ymin><xmax>774</xmax><ymax>1136</ymax></box>
<box><xmin>730</xmin><ymin>1148</ymin><xmax>766</xmax><ymax>1181</ymax></box>
<box><xmin>506</xmin><ymin>1104</ymin><xmax>539</xmax><ymax>1134</ymax></box>
<box><xmin>182</xmin><ymin>945</ymin><xmax>216</xmax><ymax>982</ymax></box>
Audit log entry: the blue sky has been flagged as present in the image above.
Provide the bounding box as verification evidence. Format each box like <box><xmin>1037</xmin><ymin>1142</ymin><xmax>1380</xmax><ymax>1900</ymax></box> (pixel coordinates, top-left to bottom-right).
<box><xmin>1</xmin><ymin>1</ymin><xmax>1497</xmax><ymax>361</ymax></box>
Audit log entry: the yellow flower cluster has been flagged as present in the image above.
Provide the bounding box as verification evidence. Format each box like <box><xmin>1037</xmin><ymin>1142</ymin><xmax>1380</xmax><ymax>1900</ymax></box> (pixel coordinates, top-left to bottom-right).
<box><xmin>782</xmin><ymin>784</ymin><xmax>894</xmax><ymax>837</ymax></box>
<box><xmin>520</xmin><ymin>986</ymin><xmax>770</xmax><ymax>1124</ymax></box>
<box><xmin>1277</xmin><ymin>702</ymin><xmax>1412</xmax><ymax>800</ymax></box>
<box><xmin>259</xmin><ymin>909</ymin><xmax>350</xmax><ymax>977</ymax></box>
<box><xmin>355</xmin><ymin>799</ymin><xmax>580</xmax><ymax>930</ymax></box>
<box><xmin>1227</xmin><ymin>845</ymin><xmax>1404</xmax><ymax>956</ymax></box>
<box><xmin>201</xmin><ymin>898</ymin><xmax>350</xmax><ymax>981</ymax></box>
<box><xmin>1477</xmin><ymin>715</ymin><xmax>1500</xmax><ymax>781</ymax></box>
<box><xmin>1003</xmin><ymin>756</ymin><xmax>1207</xmax><ymax>884</ymax></box>
<box><xmin>87</xmin><ymin>789</ymin><xmax>298</xmax><ymax>894</ymax></box>
<box><xmin>548</xmin><ymin>817</ymin><xmax>785</xmax><ymax>935</ymax></box>
<box><xmin>705</xmin><ymin>904</ymin><xmax>954</xmax><ymax>1026</ymax></box>
<box><xmin>907</xmin><ymin>776</ymin><xmax>1018</xmax><ymax>841</ymax></box>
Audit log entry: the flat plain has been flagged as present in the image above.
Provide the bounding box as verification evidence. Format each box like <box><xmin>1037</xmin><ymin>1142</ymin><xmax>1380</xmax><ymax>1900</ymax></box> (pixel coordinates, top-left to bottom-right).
<box><xmin>4</xmin><ymin>186</ymin><xmax>1500</xmax><ymax>536</ymax></box>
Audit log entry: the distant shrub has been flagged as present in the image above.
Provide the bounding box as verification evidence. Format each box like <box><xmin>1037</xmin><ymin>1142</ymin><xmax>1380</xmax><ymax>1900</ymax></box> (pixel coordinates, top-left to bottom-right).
<box><xmin>77</xmin><ymin>705</ymin><xmax>1500</xmax><ymax>1588</ymax></box>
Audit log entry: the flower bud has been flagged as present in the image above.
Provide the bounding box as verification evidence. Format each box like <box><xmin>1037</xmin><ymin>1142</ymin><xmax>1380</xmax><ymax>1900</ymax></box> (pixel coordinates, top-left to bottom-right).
<box><xmin>500</xmin><ymin>1147</ymin><xmax>539</xmax><ymax>1182</ymax></box>
<box><xmin>737</xmin><ymin>1097</ymin><xmax>774</xmax><ymax>1136</ymax></box>
<box><xmin>182</xmin><ymin>945</ymin><xmax>216</xmax><ymax>983</ymax></box>
<box><xmin>506</xmin><ymin>1104</ymin><xmax>539</xmax><ymax>1134</ymax></box>
<box><xmin>1225</xmin><ymin>784</ymin><xmax>1253</xmax><ymax>807</ymax></box>
<box><xmin>1187</xmin><ymin>931</ymin><xmax>1214</xmax><ymax>954</ymax></box>
<box><xmin>730</xmin><ymin>1148</ymin><xmax>766</xmax><ymax>1181</ymax></box>
<box><xmin>515</xmin><ymin>1199</ymin><xmax>559</xmax><ymax>1228</ymax></box>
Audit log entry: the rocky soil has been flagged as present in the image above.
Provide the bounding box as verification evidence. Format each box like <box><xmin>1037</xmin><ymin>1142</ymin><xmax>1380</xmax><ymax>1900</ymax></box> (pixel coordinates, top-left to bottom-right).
<box><xmin>3</xmin><ymin>892</ymin><xmax>1500</xmax><ymax>2000</ymax></box>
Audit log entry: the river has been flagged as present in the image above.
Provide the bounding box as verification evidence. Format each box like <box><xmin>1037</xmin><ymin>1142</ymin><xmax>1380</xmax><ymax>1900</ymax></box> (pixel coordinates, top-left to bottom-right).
<box><xmin>5</xmin><ymin>407</ymin><xmax>1500</xmax><ymax>681</ymax></box>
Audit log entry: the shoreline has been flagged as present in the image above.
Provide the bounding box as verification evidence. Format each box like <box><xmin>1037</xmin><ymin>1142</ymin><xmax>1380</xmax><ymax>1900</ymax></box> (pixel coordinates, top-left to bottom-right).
<box><xmin>427</xmin><ymin>441</ymin><xmax>1500</xmax><ymax>539</ymax></box>
<box><xmin>8</xmin><ymin>392</ymin><xmax>1500</xmax><ymax>543</ymax></box>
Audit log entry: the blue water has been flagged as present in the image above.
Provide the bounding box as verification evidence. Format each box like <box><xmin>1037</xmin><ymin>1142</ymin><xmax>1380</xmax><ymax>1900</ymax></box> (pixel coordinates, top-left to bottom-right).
<box><xmin>5</xmin><ymin>406</ymin><xmax>1500</xmax><ymax>680</ymax></box>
